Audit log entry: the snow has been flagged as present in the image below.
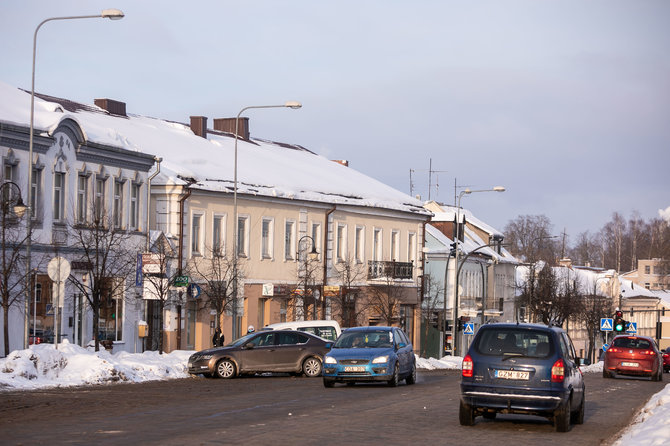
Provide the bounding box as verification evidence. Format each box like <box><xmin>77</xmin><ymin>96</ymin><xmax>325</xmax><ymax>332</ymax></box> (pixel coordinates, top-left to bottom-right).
<box><xmin>1</xmin><ymin>345</ymin><xmax>668</xmax><ymax>444</ymax></box>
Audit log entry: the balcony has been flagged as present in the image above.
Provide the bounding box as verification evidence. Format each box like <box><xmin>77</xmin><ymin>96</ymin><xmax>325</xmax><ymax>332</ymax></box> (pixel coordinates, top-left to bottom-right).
<box><xmin>367</xmin><ymin>260</ymin><xmax>413</xmax><ymax>280</ymax></box>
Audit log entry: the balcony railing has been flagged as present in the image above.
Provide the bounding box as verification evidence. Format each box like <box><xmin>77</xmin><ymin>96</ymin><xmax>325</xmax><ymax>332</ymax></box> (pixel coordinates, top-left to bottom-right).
<box><xmin>367</xmin><ymin>260</ymin><xmax>414</xmax><ymax>280</ymax></box>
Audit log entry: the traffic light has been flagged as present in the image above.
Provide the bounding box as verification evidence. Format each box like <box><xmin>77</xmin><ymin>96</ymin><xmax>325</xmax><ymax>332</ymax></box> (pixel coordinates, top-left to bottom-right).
<box><xmin>614</xmin><ymin>310</ymin><xmax>625</xmax><ymax>333</ymax></box>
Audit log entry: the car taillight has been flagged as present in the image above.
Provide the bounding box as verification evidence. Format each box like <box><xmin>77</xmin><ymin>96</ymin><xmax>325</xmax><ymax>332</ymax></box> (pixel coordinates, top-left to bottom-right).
<box><xmin>462</xmin><ymin>354</ymin><xmax>473</xmax><ymax>378</ymax></box>
<box><xmin>640</xmin><ymin>350</ymin><xmax>656</xmax><ymax>356</ymax></box>
<box><xmin>607</xmin><ymin>347</ymin><xmax>621</xmax><ymax>353</ymax></box>
<box><xmin>551</xmin><ymin>359</ymin><xmax>565</xmax><ymax>383</ymax></box>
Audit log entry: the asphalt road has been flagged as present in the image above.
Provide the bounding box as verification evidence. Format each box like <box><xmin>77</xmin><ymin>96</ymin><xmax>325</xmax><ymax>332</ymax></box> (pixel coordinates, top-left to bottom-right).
<box><xmin>0</xmin><ymin>370</ymin><xmax>665</xmax><ymax>445</ymax></box>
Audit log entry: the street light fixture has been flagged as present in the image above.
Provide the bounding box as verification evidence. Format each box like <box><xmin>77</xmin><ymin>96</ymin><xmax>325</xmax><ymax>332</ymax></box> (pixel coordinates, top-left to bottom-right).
<box><xmin>451</xmin><ymin>186</ymin><xmax>504</xmax><ymax>356</ymax></box>
<box><xmin>297</xmin><ymin>235</ymin><xmax>319</xmax><ymax>320</ymax></box>
<box><xmin>24</xmin><ymin>9</ymin><xmax>125</xmax><ymax>348</ymax></box>
<box><xmin>231</xmin><ymin>102</ymin><xmax>302</xmax><ymax>338</ymax></box>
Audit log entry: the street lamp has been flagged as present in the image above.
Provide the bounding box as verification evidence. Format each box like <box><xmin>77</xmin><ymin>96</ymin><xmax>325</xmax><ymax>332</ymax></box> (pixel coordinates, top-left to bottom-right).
<box><xmin>452</xmin><ymin>186</ymin><xmax>504</xmax><ymax>356</ymax></box>
<box><xmin>231</xmin><ymin>102</ymin><xmax>302</xmax><ymax>338</ymax></box>
<box><xmin>297</xmin><ymin>235</ymin><xmax>319</xmax><ymax>320</ymax></box>
<box><xmin>24</xmin><ymin>9</ymin><xmax>125</xmax><ymax>348</ymax></box>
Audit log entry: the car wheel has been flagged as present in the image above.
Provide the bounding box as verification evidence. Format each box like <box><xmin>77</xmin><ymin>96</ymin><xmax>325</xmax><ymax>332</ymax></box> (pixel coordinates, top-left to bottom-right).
<box><xmin>603</xmin><ymin>368</ymin><xmax>611</xmax><ymax>379</ymax></box>
<box><xmin>215</xmin><ymin>359</ymin><xmax>236</xmax><ymax>379</ymax></box>
<box><xmin>387</xmin><ymin>362</ymin><xmax>399</xmax><ymax>387</ymax></box>
<box><xmin>459</xmin><ymin>400</ymin><xmax>475</xmax><ymax>426</ymax></box>
<box><xmin>554</xmin><ymin>398</ymin><xmax>571</xmax><ymax>432</ymax></box>
<box><xmin>405</xmin><ymin>361</ymin><xmax>416</xmax><ymax>385</ymax></box>
<box><xmin>571</xmin><ymin>392</ymin><xmax>585</xmax><ymax>425</ymax></box>
<box><xmin>302</xmin><ymin>357</ymin><xmax>322</xmax><ymax>378</ymax></box>
<box><xmin>323</xmin><ymin>378</ymin><xmax>335</xmax><ymax>388</ymax></box>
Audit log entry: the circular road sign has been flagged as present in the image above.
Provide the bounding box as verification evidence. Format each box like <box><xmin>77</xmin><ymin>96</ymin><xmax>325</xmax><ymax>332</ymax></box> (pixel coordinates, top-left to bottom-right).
<box><xmin>47</xmin><ymin>257</ymin><xmax>71</xmax><ymax>283</ymax></box>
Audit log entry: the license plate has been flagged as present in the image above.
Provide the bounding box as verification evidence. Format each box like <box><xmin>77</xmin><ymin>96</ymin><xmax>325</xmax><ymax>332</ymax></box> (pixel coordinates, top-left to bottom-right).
<box><xmin>621</xmin><ymin>362</ymin><xmax>639</xmax><ymax>367</ymax></box>
<box><xmin>344</xmin><ymin>366</ymin><xmax>366</xmax><ymax>372</ymax></box>
<box><xmin>495</xmin><ymin>370</ymin><xmax>529</xmax><ymax>380</ymax></box>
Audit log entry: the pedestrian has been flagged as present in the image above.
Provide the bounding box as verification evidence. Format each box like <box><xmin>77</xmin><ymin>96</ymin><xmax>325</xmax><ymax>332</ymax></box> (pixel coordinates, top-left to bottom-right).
<box><xmin>247</xmin><ymin>325</ymin><xmax>255</xmax><ymax>334</ymax></box>
<box><xmin>212</xmin><ymin>327</ymin><xmax>224</xmax><ymax>347</ymax></box>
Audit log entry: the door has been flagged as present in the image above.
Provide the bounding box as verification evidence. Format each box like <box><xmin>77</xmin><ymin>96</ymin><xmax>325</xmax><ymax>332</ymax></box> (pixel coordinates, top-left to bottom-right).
<box><xmin>275</xmin><ymin>331</ymin><xmax>310</xmax><ymax>371</ymax></box>
<box><xmin>238</xmin><ymin>332</ymin><xmax>276</xmax><ymax>372</ymax></box>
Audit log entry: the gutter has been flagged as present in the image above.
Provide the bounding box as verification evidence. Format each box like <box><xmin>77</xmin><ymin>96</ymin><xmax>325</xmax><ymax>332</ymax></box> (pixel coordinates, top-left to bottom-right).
<box><xmin>145</xmin><ymin>157</ymin><xmax>162</xmax><ymax>251</ymax></box>
<box><xmin>322</xmin><ymin>206</ymin><xmax>336</xmax><ymax>317</ymax></box>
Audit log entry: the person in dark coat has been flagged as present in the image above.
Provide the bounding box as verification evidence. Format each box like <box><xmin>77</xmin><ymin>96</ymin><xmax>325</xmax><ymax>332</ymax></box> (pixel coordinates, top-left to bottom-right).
<box><xmin>212</xmin><ymin>327</ymin><xmax>224</xmax><ymax>347</ymax></box>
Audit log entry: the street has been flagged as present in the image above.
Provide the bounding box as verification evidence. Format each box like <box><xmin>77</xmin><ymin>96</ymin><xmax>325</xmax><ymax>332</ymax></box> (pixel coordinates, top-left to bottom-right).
<box><xmin>0</xmin><ymin>370</ymin><xmax>665</xmax><ymax>445</ymax></box>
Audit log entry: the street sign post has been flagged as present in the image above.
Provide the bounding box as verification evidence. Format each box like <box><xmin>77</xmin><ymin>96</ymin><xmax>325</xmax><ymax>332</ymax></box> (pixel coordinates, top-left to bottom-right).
<box><xmin>47</xmin><ymin>257</ymin><xmax>71</xmax><ymax>350</ymax></box>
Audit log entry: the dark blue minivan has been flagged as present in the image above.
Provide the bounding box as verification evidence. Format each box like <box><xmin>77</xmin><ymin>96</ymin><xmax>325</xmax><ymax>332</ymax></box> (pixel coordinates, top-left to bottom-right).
<box><xmin>459</xmin><ymin>323</ymin><xmax>585</xmax><ymax>432</ymax></box>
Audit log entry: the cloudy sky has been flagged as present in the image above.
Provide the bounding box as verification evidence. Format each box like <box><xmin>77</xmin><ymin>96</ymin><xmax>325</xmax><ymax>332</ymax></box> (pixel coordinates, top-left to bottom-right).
<box><xmin>2</xmin><ymin>1</ymin><xmax>668</xmax><ymax>240</ymax></box>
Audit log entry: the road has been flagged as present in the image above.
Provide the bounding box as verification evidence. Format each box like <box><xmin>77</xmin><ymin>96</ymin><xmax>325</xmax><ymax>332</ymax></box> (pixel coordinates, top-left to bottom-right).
<box><xmin>0</xmin><ymin>370</ymin><xmax>665</xmax><ymax>445</ymax></box>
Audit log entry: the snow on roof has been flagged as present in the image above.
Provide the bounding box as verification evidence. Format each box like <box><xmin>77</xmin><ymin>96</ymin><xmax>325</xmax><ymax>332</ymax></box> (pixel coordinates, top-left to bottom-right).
<box><xmin>0</xmin><ymin>81</ymin><xmax>429</xmax><ymax>217</ymax></box>
<box><xmin>424</xmin><ymin>224</ymin><xmax>517</xmax><ymax>263</ymax></box>
<box><xmin>429</xmin><ymin>204</ymin><xmax>503</xmax><ymax>237</ymax></box>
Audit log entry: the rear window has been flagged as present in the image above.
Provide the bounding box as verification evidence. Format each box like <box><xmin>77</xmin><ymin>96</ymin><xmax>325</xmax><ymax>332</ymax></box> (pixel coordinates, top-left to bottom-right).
<box><xmin>298</xmin><ymin>326</ymin><xmax>337</xmax><ymax>341</ymax></box>
<box><xmin>474</xmin><ymin>328</ymin><xmax>553</xmax><ymax>358</ymax></box>
<box><xmin>612</xmin><ymin>337</ymin><xmax>652</xmax><ymax>349</ymax></box>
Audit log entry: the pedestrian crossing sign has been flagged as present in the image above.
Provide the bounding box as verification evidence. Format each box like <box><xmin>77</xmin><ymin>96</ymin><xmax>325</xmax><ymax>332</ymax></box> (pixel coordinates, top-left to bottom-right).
<box><xmin>600</xmin><ymin>318</ymin><xmax>613</xmax><ymax>331</ymax></box>
<box><xmin>463</xmin><ymin>322</ymin><xmax>475</xmax><ymax>335</ymax></box>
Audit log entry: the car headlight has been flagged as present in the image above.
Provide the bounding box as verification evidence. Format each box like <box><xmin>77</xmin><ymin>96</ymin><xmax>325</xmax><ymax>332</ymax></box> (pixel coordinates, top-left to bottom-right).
<box><xmin>325</xmin><ymin>356</ymin><xmax>337</xmax><ymax>364</ymax></box>
<box><xmin>372</xmin><ymin>355</ymin><xmax>388</xmax><ymax>364</ymax></box>
<box><xmin>200</xmin><ymin>355</ymin><xmax>213</xmax><ymax>360</ymax></box>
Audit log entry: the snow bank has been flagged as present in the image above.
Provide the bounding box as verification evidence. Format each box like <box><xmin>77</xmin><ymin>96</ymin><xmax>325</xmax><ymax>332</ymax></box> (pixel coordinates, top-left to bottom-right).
<box><xmin>613</xmin><ymin>383</ymin><xmax>670</xmax><ymax>446</ymax></box>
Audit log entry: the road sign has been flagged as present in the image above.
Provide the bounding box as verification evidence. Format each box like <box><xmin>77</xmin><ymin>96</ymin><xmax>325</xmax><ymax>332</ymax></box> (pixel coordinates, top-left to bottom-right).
<box><xmin>600</xmin><ymin>318</ymin><xmax>613</xmax><ymax>331</ymax></box>
<box><xmin>47</xmin><ymin>257</ymin><xmax>71</xmax><ymax>283</ymax></box>
<box><xmin>174</xmin><ymin>275</ymin><xmax>189</xmax><ymax>287</ymax></box>
<box><xmin>463</xmin><ymin>322</ymin><xmax>475</xmax><ymax>335</ymax></box>
<box><xmin>626</xmin><ymin>322</ymin><xmax>638</xmax><ymax>333</ymax></box>
<box><xmin>602</xmin><ymin>343</ymin><xmax>609</xmax><ymax>352</ymax></box>
<box><xmin>187</xmin><ymin>283</ymin><xmax>201</xmax><ymax>299</ymax></box>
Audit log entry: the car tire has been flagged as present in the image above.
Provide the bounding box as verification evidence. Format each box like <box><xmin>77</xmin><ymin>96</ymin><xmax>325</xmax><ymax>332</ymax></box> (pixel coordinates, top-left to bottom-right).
<box><xmin>323</xmin><ymin>378</ymin><xmax>335</xmax><ymax>388</ymax></box>
<box><xmin>302</xmin><ymin>357</ymin><xmax>322</xmax><ymax>378</ymax></box>
<box><xmin>554</xmin><ymin>398</ymin><xmax>571</xmax><ymax>432</ymax></box>
<box><xmin>459</xmin><ymin>400</ymin><xmax>475</xmax><ymax>426</ymax></box>
<box><xmin>571</xmin><ymin>392</ymin><xmax>585</xmax><ymax>425</ymax></box>
<box><xmin>405</xmin><ymin>361</ymin><xmax>416</xmax><ymax>385</ymax></box>
<box><xmin>387</xmin><ymin>362</ymin><xmax>399</xmax><ymax>387</ymax></box>
<box><xmin>603</xmin><ymin>368</ymin><xmax>612</xmax><ymax>379</ymax></box>
<box><xmin>215</xmin><ymin>359</ymin><xmax>236</xmax><ymax>379</ymax></box>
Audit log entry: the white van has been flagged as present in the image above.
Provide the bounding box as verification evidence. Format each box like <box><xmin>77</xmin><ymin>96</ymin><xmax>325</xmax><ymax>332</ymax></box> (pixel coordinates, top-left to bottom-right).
<box><xmin>261</xmin><ymin>320</ymin><xmax>341</xmax><ymax>341</ymax></box>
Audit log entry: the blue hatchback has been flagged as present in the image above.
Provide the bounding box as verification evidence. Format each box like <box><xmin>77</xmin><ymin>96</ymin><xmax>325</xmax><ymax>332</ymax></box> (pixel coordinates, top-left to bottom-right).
<box><xmin>322</xmin><ymin>326</ymin><xmax>416</xmax><ymax>387</ymax></box>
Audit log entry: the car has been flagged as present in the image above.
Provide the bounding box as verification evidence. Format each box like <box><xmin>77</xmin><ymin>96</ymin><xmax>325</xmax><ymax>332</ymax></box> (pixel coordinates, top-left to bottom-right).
<box><xmin>603</xmin><ymin>335</ymin><xmax>663</xmax><ymax>381</ymax></box>
<box><xmin>187</xmin><ymin>330</ymin><xmax>332</xmax><ymax>379</ymax></box>
<box><xmin>322</xmin><ymin>326</ymin><xmax>416</xmax><ymax>387</ymax></box>
<box><xmin>459</xmin><ymin>322</ymin><xmax>585</xmax><ymax>432</ymax></box>
<box><xmin>261</xmin><ymin>320</ymin><xmax>341</xmax><ymax>341</ymax></box>
<box><xmin>664</xmin><ymin>348</ymin><xmax>670</xmax><ymax>373</ymax></box>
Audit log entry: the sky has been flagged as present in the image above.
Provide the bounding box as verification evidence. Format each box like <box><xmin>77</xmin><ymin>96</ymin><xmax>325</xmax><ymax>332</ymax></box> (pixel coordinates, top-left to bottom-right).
<box><xmin>1</xmin><ymin>1</ymin><xmax>669</xmax><ymax>240</ymax></box>
<box><xmin>0</xmin><ymin>341</ymin><xmax>667</xmax><ymax>445</ymax></box>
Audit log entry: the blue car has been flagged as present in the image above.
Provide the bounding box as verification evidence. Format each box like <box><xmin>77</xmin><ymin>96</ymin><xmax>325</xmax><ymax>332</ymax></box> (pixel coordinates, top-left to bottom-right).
<box><xmin>322</xmin><ymin>326</ymin><xmax>416</xmax><ymax>387</ymax></box>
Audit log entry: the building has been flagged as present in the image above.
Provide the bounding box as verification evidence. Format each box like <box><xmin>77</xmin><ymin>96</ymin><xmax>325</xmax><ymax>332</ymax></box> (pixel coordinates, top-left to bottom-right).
<box><xmin>622</xmin><ymin>258</ymin><xmax>670</xmax><ymax>291</ymax></box>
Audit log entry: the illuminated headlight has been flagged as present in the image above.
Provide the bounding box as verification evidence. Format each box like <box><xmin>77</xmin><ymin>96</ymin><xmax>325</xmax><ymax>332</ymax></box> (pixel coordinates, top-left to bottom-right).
<box><xmin>372</xmin><ymin>356</ymin><xmax>389</xmax><ymax>364</ymax></box>
<box><xmin>325</xmin><ymin>356</ymin><xmax>337</xmax><ymax>364</ymax></box>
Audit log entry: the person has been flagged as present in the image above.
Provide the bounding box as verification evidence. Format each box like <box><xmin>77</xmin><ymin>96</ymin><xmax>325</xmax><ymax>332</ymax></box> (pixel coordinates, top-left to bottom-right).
<box><xmin>247</xmin><ymin>325</ymin><xmax>255</xmax><ymax>334</ymax></box>
<box><xmin>212</xmin><ymin>327</ymin><xmax>224</xmax><ymax>347</ymax></box>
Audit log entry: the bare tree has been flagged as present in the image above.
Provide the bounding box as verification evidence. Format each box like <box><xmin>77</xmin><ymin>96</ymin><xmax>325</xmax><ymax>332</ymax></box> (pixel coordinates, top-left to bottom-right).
<box><xmin>367</xmin><ymin>275</ymin><xmax>406</xmax><ymax>326</ymax></box>
<box><xmin>286</xmin><ymin>249</ymin><xmax>321</xmax><ymax>321</ymax></box>
<box><xmin>579</xmin><ymin>286</ymin><xmax>613</xmax><ymax>364</ymax></box>
<box><xmin>68</xmin><ymin>211</ymin><xmax>140</xmax><ymax>352</ymax></box>
<box><xmin>420</xmin><ymin>274</ymin><xmax>445</xmax><ymax>357</ymax></box>
<box><xmin>330</xmin><ymin>255</ymin><xmax>368</xmax><ymax>327</ymax></box>
<box><xmin>503</xmin><ymin>215</ymin><xmax>557</xmax><ymax>264</ymax></box>
<box><xmin>517</xmin><ymin>264</ymin><xmax>581</xmax><ymax>326</ymax></box>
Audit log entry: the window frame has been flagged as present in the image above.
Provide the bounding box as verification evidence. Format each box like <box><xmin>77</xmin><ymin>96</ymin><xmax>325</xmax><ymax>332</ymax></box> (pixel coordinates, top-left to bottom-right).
<box><xmin>113</xmin><ymin>179</ymin><xmax>124</xmax><ymax>229</ymax></box>
<box><xmin>191</xmin><ymin>212</ymin><xmax>204</xmax><ymax>256</ymax></box>
<box><xmin>261</xmin><ymin>217</ymin><xmax>274</xmax><ymax>260</ymax></box>
<box><xmin>284</xmin><ymin>219</ymin><xmax>296</xmax><ymax>261</ymax></box>
<box><xmin>53</xmin><ymin>171</ymin><xmax>65</xmax><ymax>223</ymax></box>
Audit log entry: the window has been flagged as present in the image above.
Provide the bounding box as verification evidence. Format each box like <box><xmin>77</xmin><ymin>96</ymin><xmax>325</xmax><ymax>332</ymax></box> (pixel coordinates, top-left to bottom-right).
<box><xmin>213</xmin><ymin>215</ymin><xmax>225</xmax><ymax>255</ymax></box>
<box><xmin>35</xmin><ymin>283</ymin><xmax>42</xmax><ymax>303</ymax></box>
<box><xmin>237</xmin><ymin>216</ymin><xmax>249</xmax><ymax>257</ymax></box>
<box><xmin>408</xmin><ymin>232</ymin><xmax>416</xmax><ymax>264</ymax></box>
<box><xmin>99</xmin><ymin>279</ymin><xmax>123</xmax><ymax>342</ymax></box>
<box><xmin>355</xmin><ymin>226</ymin><xmax>364</xmax><ymax>263</ymax></box>
<box><xmin>130</xmin><ymin>183</ymin><xmax>140</xmax><ymax>230</ymax></box>
<box><xmin>336</xmin><ymin>224</ymin><xmax>346</xmax><ymax>261</ymax></box>
<box><xmin>311</xmin><ymin>222</ymin><xmax>321</xmax><ymax>259</ymax></box>
<box><xmin>76</xmin><ymin>175</ymin><xmax>88</xmax><ymax>223</ymax></box>
<box><xmin>2</xmin><ymin>164</ymin><xmax>15</xmax><ymax>203</ymax></box>
<box><xmin>95</xmin><ymin>178</ymin><xmax>106</xmax><ymax>221</ymax></box>
<box><xmin>284</xmin><ymin>220</ymin><xmax>295</xmax><ymax>260</ymax></box>
<box><xmin>113</xmin><ymin>181</ymin><xmax>124</xmax><ymax>228</ymax></box>
<box><xmin>373</xmin><ymin>228</ymin><xmax>382</xmax><ymax>261</ymax></box>
<box><xmin>261</xmin><ymin>218</ymin><xmax>274</xmax><ymax>259</ymax></box>
<box><xmin>53</xmin><ymin>172</ymin><xmax>65</xmax><ymax>222</ymax></box>
<box><xmin>391</xmin><ymin>230</ymin><xmax>399</xmax><ymax>261</ymax></box>
<box><xmin>30</xmin><ymin>167</ymin><xmax>41</xmax><ymax>220</ymax></box>
<box><xmin>645</xmin><ymin>265</ymin><xmax>651</xmax><ymax>274</ymax></box>
<box><xmin>191</xmin><ymin>214</ymin><xmax>202</xmax><ymax>255</ymax></box>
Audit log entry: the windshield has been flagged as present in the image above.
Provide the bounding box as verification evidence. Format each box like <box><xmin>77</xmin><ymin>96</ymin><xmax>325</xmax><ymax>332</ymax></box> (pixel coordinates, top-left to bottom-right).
<box><xmin>612</xmin><ymin>337</ymin><xmax>652</xmax><ymax>349</ymax></box>
<box><xmin>334</xmin><ymin>330</ymin><xmax>393</xmax><ymax>348</ymax></box>
<box><xmin>225</xmin><ymin>333</ymin><xmax>257</xmax><ymax>348</ymax></box>
<box><xmin>474</xmin><ymin>328</ymin><xmax>553</xmax><ymax>358</ymax></box>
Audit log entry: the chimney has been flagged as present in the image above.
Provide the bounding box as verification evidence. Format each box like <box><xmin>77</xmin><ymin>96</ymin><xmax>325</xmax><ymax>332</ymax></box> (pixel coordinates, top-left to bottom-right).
<box><xmin>559</xmin><ymin>258</ymin><xmax>573</xmax><ymax>268</ymax></box>
<box><xmin>332</xmin><ymin>159</ymin><xmax>349</xmax><ymax>167</ymax></box>
<box><xmin>94</xmin><ymin>98</ymin><xmax>127</xmax><ymax>117</ymax></box>
<box><xmin>190</xmin><ymin>116</ymin><xmax>208</xmax><ymax>138</ymax></box>
<box><xmin>213</xmin><ymin>117</ymin><xmax>249</xmax><ymax>140</ymax></box>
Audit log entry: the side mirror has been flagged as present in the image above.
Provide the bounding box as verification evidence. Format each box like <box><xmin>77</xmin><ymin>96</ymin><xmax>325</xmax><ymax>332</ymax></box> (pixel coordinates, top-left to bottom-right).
<box><xmin>397</xmin><ymin>342</ymin><xmax>406</xmax><ymax>350</ymax></box>
<box><xmin>325</xmin><ymin>342</ymin><xmax>333</xmax><ymax>349</ymax></box>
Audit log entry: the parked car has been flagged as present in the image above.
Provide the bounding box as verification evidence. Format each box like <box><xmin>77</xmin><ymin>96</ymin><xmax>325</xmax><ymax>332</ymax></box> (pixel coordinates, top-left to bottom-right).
<box><xmin>603</xmin><ymin>335</ymin><xmax>663</xmax><ymax>381</ymax></box>
<box><xmin>261</xmin><ymin>320</ymin><xmax>341</xmax><ymax>341</ymax></box>
<box><xmin>664</xmin><ymin>348</ymin><xmax>670</xmax><ymax>373</ymax></box>
<box><xmin>459</xmin><ymin>323</ymin><xmax>585</xmax><ymax>432</ymax></box>
<box><xmin>187</xmin><ymin>330</ymin><xmax>332</xmax><ymax>379</ymax></box>
<box><xmin>322</xmin><ymin>326</ymin><xmax>416</xmax><ymax>387</ymax></box>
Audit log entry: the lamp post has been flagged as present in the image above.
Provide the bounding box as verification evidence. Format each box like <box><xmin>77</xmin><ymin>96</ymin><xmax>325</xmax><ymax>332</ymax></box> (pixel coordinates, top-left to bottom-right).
<box><xmin>452</xmin><ymin>186</ymin><xmax>504</xmax><ymax>356</ymax></box>
<box><xmin>24</xmin><ymin>9</ymin><xmax>125</xmax><ymax>348</ymax></box>
<box><xmin>231</xmin><ymin>102</ymin><xmax>301</xmax><ymax>338</ymax></box>
<box><xmin>297</xmin><ymin>235</ymin><xmax>319</xmax><ymax>320</ymax></box>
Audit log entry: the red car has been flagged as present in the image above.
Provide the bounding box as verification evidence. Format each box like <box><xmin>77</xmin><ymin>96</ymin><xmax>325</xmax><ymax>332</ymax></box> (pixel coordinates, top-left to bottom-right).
<box><xmin>663</xmin><ymin>348</ymin><xmax>670</xmax><ymax>373</ymax></box>
<box><xmin>603</xmin><ymin>335</ymin><xmax>663</xmax><ymax>381</ymax></box>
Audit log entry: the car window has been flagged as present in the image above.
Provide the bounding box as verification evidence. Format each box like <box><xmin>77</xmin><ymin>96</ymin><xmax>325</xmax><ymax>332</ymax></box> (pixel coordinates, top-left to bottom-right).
<box><xmin>560</xmin><ymin>333</ymin><xmax>575</xmax><ymax>361</ymax></box>
<box><xmin>396</xmin><ymin>329</ymin><xmax>409</xmax><ymax>345</ymax></box>
<box><xmin>612</xmin><ymin>337</ymin><xmax>652</xmax><ymax>349</ymax></box>
<box><xmin>298</xmin><ymin>326</ymin><xmax>337</xmax><ymax>341</ymax></box>
<box><xmin>334</xmin><ymin>330</ymin><xmax>392</xmax><ymax>348</ymax></box>
<box><xmin>248</xmin><ymin>332</ymin><xmax>275</xmax><ymax>347</ymax></box>
<box><xmin>474</xmin><ymin>328</ymin><xmax>553</xmax><ymax>358</ymax></box>
<box><xmin>277</xmin><ymin>332</ymin><xmax>308</xmax><ymax>345</ymax></box>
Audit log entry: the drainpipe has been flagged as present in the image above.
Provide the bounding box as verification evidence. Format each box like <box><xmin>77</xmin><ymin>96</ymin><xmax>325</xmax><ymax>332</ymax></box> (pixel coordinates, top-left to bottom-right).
<box><xmin>145</xmin><ymin>157</ymin><xmax>162</xmax><ymax>251</ymax></box>
<box><xmin>176</xmin><ymin>185</ymin><xmax>192</xmax><ymax>350</ymax></box>
<box><xmin>322</xmin><ymin>206</ymin><xmax>336</xmax><ymax>318</ymax></box>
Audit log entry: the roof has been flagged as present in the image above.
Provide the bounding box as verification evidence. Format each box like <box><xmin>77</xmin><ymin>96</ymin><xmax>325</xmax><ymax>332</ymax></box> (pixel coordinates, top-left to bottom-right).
<box><xmin>0</xmin><ymin>81</ymin><xmax>430</xmax><ymax>217</ymax></box>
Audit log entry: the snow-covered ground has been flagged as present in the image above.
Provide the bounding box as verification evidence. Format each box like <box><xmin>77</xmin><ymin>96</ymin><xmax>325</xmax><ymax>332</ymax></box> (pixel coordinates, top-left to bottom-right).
<box><xmin>1</xmin><ymin>342</ymin><xmax>667</xmax><ymax>444</ymax></box>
